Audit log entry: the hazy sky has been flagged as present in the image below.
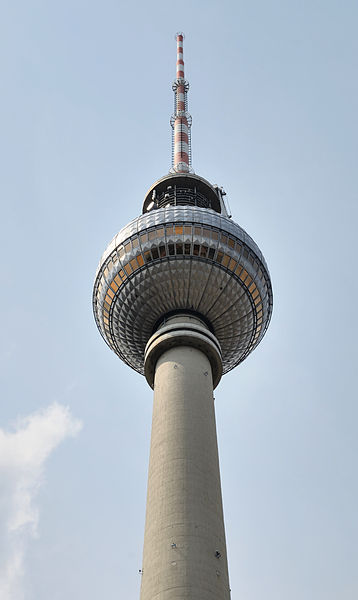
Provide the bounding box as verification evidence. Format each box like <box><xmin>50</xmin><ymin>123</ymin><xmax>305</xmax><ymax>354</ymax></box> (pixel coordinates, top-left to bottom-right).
<box><xmin>1</xmin><ymin>1</ymin><xmax>357</xmax><ymax>599</ymax></box>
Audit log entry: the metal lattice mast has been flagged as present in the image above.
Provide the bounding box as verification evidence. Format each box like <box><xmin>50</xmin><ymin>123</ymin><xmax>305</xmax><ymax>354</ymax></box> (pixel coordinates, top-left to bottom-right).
<box><xmin>170</xmin><ymin>32</ymin><xmax>193</xmax><ymax>173</ymax></box>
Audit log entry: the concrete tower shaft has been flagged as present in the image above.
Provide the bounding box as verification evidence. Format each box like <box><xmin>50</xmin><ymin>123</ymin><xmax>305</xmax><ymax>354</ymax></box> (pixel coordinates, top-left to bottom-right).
<box><xmin>140</xmin><ymin>315</ymin><xmax>230</xmax><ymax>600</ymax></box>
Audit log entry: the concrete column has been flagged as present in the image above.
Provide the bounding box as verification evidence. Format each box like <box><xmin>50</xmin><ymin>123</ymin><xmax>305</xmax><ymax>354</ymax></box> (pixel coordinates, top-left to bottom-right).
<box><xmin>140</xmin><ymin>315</ymin><xmax>230</xmax><ymax>600</ymax></box>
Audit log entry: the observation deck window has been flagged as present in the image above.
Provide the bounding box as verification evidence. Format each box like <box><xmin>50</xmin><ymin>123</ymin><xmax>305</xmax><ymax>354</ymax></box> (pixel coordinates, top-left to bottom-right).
<box><xmin>228</xmin><ymin>258</ymin><xmax>236</xmax><ymax>271</ymax></box>
<box><xmin>130</xmin><ymin>258</ymin><xmax>139</xmax><ymax>271</ymax></box>
<box><xmin>249</xmin><ymin>282</ymin><xmax>256</xmax><ymax>293</ymax></box>
<box><xmin>153</xmin><ymin>184</ymin><xmax>214</xmax><ymax>210</ymax></box>
<box><xmin>222</xmin><ymin>254</ymin><xmax>230</xmax><ymax>267</ymax></box>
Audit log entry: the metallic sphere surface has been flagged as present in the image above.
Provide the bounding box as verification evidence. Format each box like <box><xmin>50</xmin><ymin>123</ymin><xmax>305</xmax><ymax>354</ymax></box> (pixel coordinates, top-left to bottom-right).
<box><xmin>93</xmin><ymin>202</ymin><xmax>273</xmax><ymax>376</ymax></box>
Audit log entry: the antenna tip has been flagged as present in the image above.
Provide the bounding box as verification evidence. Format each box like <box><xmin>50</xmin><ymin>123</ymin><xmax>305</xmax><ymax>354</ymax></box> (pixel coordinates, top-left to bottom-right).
<box><xmin>175</xmin><ymin>31</ymin><xmax>185</xmax><ymax>40</ymax></box>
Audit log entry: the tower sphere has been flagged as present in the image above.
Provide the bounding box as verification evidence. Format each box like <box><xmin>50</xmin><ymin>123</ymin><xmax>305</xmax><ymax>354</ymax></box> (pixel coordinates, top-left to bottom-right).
<box><xmin>92</xmin><ymin>172</ymin><xmax>273</xmax><ymax>384</ymax></box>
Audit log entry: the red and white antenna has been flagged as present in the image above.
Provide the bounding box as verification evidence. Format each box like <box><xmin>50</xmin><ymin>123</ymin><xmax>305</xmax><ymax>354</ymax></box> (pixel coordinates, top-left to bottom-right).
<box><xmin>170</xmin><ymin>33</ymin><xmax>193</xmax><ymax>173</ymax></box>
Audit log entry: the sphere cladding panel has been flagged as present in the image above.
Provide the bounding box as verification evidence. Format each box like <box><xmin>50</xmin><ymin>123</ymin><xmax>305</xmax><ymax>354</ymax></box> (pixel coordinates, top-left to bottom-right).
<box><xmin>93</xmin><ymin>206</ymin><xmax>273</xmax><ymax>374</ymax></box>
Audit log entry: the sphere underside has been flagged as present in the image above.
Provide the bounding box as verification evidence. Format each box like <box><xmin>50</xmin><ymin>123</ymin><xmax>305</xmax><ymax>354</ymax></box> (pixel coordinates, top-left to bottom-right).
<box><xmin>93</xmin><ymin>206</ymin><xmax>273</xmax><ymax>374</ymax></box>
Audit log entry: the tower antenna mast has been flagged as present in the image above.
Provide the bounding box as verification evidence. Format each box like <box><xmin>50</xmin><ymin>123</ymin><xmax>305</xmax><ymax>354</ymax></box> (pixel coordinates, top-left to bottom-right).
<box><xmin>170</xmin><ymin>32</ymin><xmax>193</xmax><ymax>173</ymax></box>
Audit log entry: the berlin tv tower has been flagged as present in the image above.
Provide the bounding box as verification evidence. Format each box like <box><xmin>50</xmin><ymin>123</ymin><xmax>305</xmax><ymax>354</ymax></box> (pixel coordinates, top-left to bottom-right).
<box><xmin>93</xmin><ymin>33</ymin><xmax>273</xmax><ymax>600</ymax></box>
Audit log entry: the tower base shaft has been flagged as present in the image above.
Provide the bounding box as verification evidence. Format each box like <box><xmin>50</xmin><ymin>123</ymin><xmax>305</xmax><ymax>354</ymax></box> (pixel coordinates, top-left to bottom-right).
<box><xmin>140</xmin><ymin>322</ymin><xmax>230</xmax><ymax>600</ymax></box>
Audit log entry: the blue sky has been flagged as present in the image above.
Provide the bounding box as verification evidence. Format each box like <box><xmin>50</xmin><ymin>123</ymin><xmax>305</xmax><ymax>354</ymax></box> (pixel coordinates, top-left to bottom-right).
<box><xmin>1</xmin><ymin>1</ymin><xmax>357</xmax><ymax>599</ymax></box>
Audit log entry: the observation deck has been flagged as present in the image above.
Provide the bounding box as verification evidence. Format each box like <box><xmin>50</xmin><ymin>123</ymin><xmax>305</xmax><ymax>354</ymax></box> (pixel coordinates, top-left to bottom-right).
<box><xmin>93</xmin><ymin>174</ymin><xmax>273</xmax><ymax>381</ymax></box>
<box><xmin>142</xmin><ymin>173</ymin><xmax>223</xmax><ymax>214</ymax></box>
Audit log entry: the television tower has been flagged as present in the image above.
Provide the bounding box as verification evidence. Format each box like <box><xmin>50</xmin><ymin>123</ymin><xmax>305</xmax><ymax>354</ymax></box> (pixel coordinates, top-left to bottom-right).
<box><xmin>93</xmin><ymin>33</ymin><xmax>273</xmax><ymax>600</ymax></box>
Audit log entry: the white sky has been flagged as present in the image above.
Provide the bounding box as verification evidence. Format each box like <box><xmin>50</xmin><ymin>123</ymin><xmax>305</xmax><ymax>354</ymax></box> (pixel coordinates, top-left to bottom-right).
<box><xmin>1</xmin><ymin>1</ymin><xmax>357</xmax><ymax>599</ymax></box>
